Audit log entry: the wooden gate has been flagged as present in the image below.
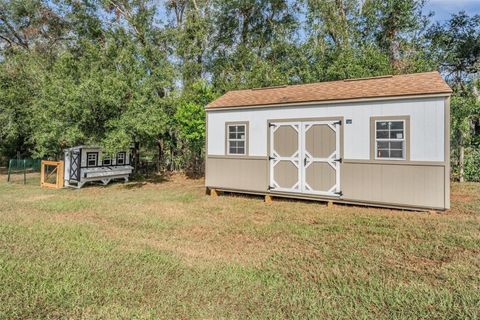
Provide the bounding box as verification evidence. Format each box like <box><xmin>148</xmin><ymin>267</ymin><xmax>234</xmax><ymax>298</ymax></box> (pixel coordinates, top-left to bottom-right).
<box><xmin>40</xmin><ymin>160</ymin><xmax>64</xmax><ymax>189</ymax></box>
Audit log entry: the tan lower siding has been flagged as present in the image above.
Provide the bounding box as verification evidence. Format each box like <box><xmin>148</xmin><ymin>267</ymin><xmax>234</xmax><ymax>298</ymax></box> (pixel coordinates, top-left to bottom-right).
<box><xmin>206</xmin><ymin>157</ymin><xmax>446</xmax><ymax>209</ymax></box>
<box><xmin>205</xmin><ymin>157</ymin><xmax>268</xmax><ymax>192</ymax></box>
<box><xmin>341</xmin><ymin>163</ymin><xmax>445</xmax><ymax>209</ymax></box>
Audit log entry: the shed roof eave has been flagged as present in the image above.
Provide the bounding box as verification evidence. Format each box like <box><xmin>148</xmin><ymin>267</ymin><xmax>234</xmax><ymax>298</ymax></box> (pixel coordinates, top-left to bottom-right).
<box><xmin>205</xmin><ymin>92</ymin><xmax>452</xmax><ymax>112</ymax></box>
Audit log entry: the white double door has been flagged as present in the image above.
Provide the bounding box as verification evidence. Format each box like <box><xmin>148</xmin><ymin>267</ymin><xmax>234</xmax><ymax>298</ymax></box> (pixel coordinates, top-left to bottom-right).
<box><xmin>269</xmin><ymin>120</ymin><xmax>341</xmax><ymax>196</ymax></box>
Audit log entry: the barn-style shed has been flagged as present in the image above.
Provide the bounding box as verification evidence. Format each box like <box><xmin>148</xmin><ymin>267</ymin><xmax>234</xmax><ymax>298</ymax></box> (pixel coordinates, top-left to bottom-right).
<box><xmin>64</xmin><ymin>146</ymin><xmax>133</xmax><ymax>188</ymax></box>
<box><xmin>205</xmin><ymin>71</ymin><xmax>452</xmax><ymax>210</ymax></box>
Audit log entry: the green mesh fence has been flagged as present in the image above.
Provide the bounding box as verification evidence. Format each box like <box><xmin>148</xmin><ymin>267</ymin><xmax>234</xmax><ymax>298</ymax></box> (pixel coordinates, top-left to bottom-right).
<box><xmin>7</xmin><ymin>159</ymin><xmax>42</xmax><ymax>184</ymax></box>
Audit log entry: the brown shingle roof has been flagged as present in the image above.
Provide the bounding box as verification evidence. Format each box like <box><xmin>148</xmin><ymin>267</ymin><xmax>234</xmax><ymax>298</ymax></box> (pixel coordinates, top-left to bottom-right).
<box><xmin>206</xmin><ymin>71</ymin><xmax>452</xmax><ymax>109</ymax></box>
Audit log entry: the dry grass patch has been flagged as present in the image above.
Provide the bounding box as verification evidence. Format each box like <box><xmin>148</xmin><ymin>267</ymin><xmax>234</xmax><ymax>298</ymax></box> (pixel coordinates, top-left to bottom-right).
<box><xmin>0</xmin><ymin>173</ymin><xmax>479</xmax><ymax>319</ymax></box>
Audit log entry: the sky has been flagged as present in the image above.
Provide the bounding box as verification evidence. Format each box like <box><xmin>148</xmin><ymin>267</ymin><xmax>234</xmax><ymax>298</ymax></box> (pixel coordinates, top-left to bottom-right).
<box><xmin>424</xmin><ymin>0</ymin><xmax>480</xmax><ymax>22</ymax></box>
<box><xmin>154</xmin><ymin>0</ymin><xmax>479</xmax><ymax>25</ymax></box>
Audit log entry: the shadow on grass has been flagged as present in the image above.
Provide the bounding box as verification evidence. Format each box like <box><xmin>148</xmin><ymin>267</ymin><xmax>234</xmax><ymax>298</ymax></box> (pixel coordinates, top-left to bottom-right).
<box><xmin>122</xmin><ymin>173</ymin><xmax>171</xmax><ymax>189</ymax></box>
<box><xmin>216</xmin><ymin>189</ymin><xmax>428</xmax><ymax>213</ymax></box>
<box><xmin>62</xmin><ymin>172</ymin><xmax>203</xmax><ymax>190</ymax></box>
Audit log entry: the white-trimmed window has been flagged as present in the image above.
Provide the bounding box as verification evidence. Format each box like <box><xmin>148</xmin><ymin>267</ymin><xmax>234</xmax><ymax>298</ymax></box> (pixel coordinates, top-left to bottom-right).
<box><xmin>87</xmin><ymin>153</ymin><xmax>98</xmax><ymax>167</ymax></box>
<box><xmin>117</xmin><ymin>152</ymin><xmax>125</xmax><ymax>165</ymax></box>
<box><xmin>102</xmin><ymin>155</ymin><xmax>111</xmax><ymax>166</ymax></box>
<box><xmin>227</xmin><ymin>124</ymin><xmax>247</xmax><ymax>155</ymax></box>
<box><xmin>375</xmin><ymin>120</ymin><xmax>405</xmax><ymax>159</ymax></box>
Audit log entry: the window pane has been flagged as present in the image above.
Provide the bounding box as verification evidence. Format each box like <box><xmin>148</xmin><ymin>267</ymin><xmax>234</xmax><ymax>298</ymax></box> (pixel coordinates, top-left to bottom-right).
<box><xmin>377</xmin><ymin>150</ymin><xmax>389</xmax><ymax>158</ymax></box>
<box><xmin>390</xmin><ymin>141</ymin><xmax>403</xmax><ymax>149</ymax></box>
<box><xmin>233</xmin><ymin>132</ymin><xmax>243</xmax><ymax>139</ymax></box>
<box><xmin>390</xmin><ymin>150</ymin><xmax>403</xmax><ymax>158</ymax></box>
<box><xmin>376</xmin><ymin>122</ymin><xmax>388</xmax><ymax>130</ymax></box>
<box><xmin>390</xmin><ymin>121</ymin><xmax>404</xmax><ymax>130</ymax></box>
<box><xmin>374</xmin><ymin>119</ymin><xmax>406</xmax><ymax>160</ymax></box>
<box><xmin>376</xmin><ymin>131</ymin><xmax>389</xmax><ymax>139</ymax></box>
<box><xmin>377</xmin><ymin>141</ymin><xmax>389</xmax><ymax>149</ymax></box>
<box><xmin>390</xmin><ymin>131</ymin><xmax>404</xmax><ymax>139</ymax></box>
<box><xmin>227</xmin><ymin>124</ymin><xmax>247</xmax><ymax>155</ymax></box>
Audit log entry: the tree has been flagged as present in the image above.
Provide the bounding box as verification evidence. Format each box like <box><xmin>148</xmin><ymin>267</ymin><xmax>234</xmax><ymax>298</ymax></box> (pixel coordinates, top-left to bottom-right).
<box><xmin>1</xmin><ymin>0</ymin><xmax>479</xmax><ymax>182</ymax></box>
<box><xmin>174</xmin><ymin>81</ymin><xmax>217</xmax><ymax>175</ymax></box>
<box><xmin>428</xmin><ymin>12</ymin><xmax>480</xmax><ymax>182</ymax></box>
<box><xmin>207</xmin><ymin>0</ymin><xmax>300</xmax><ymax>90</ymax></box>
<box><xmin>0</xmin><ymin>51</ymin><xmax>42</xmax><ymax>159</ymax></box>
<box><xmin>166</xmin><ymin>0</ymin><xmax>210</xmax><ymax>90</ymax></box>
<box><xmin>361</xmin><ymin>0</ymin><xmax>431</xmax><ymax>73</ymax></box>
<box><xmin>0</xmin><ymin>0</ymin><xmax>68</xmax><ymax>53</ymax></box>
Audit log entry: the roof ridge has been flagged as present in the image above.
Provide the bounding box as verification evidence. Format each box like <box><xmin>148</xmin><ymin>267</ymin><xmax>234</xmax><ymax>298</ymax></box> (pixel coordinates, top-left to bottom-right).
<box><xmin>207</xmin><ymin>71</ymin><xmax>450</xmax><ymax>109</ymax></box>
<box><xmin>224</xmin><ymin>71</ymin><xmax>440</xmax><ymax>93</ymax></box>
<box><xmin>344</xmin><ymin>75</ymin><xmax>393</xmax><ymax>82</ymax></box>
<box><xmin>251</xmin><ymin>85</ymin><xmax>288</xmax><ymax>91</ymax></box>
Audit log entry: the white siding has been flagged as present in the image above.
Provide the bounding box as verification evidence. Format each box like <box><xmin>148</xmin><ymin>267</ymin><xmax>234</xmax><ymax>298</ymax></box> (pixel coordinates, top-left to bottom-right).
<box><xmin>64</xmin><ymin>151</ymin><xmax>71</xmax><ymax>181</ymax></box>
<box><xmin>207</xmin><ymin>97</ymin><xmax>446</xmax><ymax>162</ymax></box>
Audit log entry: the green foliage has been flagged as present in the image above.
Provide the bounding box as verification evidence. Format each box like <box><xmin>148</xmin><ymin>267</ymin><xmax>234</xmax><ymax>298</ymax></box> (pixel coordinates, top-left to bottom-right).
<box><xmin>464</xmin><ymin>148</ymin><xmax>480</xmax><ymax>182</ymax></box>
<box><xmin>0</xmin><ymin>51</ymin><xmax>43</xmax><ymax>159</ymax></box>
<box><xmin>427</xmin><ymin>12</ymin><xmax>480</xmax><ymax>79</ymax></box>
<box><xmin>173</xmin><ymin>82</ymin><xmax>218</xmax><ymax>173</ymax></box>
<box><xmin>175</xmin><ymin>102</ymin><xmax>205</xmax><ymax>152</ymax></box>
<box><xmin>429</xmin><ymin>12</ymin><xmax>480</xmax><ymax>181</ymax></box>
<box><xmin>208</xmin><ymin>0</ymin><xmax>299</xmax><ymax>90</ymax></box>
<box><xmin>0</xmin><ymin>1</ymin><xmax>478</xmax><ymax>178</ymax></box>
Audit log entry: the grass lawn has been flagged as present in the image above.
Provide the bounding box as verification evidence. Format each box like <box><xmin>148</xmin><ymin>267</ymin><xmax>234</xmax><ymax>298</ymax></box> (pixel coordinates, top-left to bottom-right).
<box><xmin>1</xmin><ymin>173</ymin><xmax>479</xmax><ymax>319</ymax></box>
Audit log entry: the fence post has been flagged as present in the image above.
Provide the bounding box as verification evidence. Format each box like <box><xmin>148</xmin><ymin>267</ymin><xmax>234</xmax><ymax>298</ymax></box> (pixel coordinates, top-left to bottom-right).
<box><xmin>7</xmin><ymin>159</ymin><xmax>11</xmax><ymax>182</ymax></box>
<box><xmin>23</xmin><ymin>159</ymin><xmax>27</xmax><ymax>185</ymax></box>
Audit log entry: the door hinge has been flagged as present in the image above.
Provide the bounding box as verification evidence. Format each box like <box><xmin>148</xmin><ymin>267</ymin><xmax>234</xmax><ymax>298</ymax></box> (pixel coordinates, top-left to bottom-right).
<box><xmin>334</xmin><ymin>158</ymin><xmax>342</xmax><ymax>163</ymax></box>
<box><xmin>335</xmin><ymin>191</ymin><xmax>343</xmax><ymax>196</ymax></box>
<box><xmin>269</xmin><ymin>123</ymin><xmax>276</xmax><ymax>128</ymax></box>
<box><xmin>333</xmin><ymin>120</ymin><xmax>342</xmax><ymax>126</ymax></box>
<box><xmin>269</xmin><ymin>156</ymin><xmax>276</xmax><ymax>161</ymax></box>
<box><xmin>268</xmin><ymin>185</ymin><xmax>274</xmax><ymax>190</ymax></box>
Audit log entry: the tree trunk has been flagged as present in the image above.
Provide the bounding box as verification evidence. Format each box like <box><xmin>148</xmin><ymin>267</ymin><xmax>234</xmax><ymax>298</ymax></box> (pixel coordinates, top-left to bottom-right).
<box><xmin>133</xmin><ymin>141</ymin><xmax>140</xmax><ymax>172</ymax></box>
<box><xmin>157</xmin><ymin>139</ymin><xmax>164</xmax><ymax>173</ymax></box>
<box><xmin>170</xmin><ymin>144</ymin><xmax>175</xmax><ymax>171</ymax></box>
<box><xmin>385</xmin><ymin>12</ymin><xmax>400</xmax><ymax>72</ymax></box>
<box><xmin>459</xmin><ymin>135</ymin><xmax>465</xmax><ymax>183</ymax></box>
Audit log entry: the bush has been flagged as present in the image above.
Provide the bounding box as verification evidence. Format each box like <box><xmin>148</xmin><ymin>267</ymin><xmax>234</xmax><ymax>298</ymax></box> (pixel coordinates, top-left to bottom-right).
<box><xmin>464</xmin><ymin>147</ymin><xmax>480</xmax><ymax>182</ymax></box>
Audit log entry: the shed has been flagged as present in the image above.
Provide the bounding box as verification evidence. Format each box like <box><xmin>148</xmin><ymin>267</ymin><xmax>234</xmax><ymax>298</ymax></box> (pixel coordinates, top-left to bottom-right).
<box><xmin>64</xmin><ymin>146</ymin><xmax>133</xmax><ymax>188</ymax></box>
<box><xmin>205</xmin><ymin>71</ymin><xmax>452</xmax><ymax>211</ymax></box>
